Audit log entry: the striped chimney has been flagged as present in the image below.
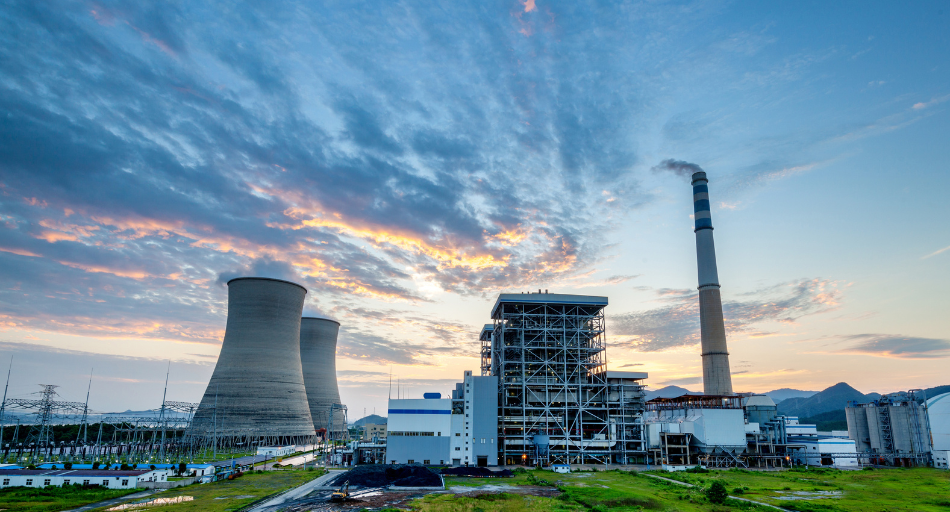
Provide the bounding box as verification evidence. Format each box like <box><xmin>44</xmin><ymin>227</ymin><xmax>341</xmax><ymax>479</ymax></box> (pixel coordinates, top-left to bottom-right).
<box><xmin>691</xmin><ymin>171</ymin><xmax>734</xmax><ymax>395</ymax></box>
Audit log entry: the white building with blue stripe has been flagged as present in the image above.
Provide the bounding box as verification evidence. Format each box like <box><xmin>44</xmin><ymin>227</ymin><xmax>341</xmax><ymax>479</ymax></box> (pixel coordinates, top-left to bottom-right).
<box><xmin>386</xmin><ymin>395</ymin><xmax>453</xmax><ymax>465</ymax></box>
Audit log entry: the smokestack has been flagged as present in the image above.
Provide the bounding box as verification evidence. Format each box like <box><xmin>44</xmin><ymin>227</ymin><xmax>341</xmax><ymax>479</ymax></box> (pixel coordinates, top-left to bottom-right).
<box><xmin>691</xmin><ymin>172</ymin><xmax>734</xmax><ymax>395</ymax></box>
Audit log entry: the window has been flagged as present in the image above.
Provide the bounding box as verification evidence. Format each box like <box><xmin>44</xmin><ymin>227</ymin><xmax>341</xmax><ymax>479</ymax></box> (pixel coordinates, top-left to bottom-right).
<box><xmin>481</xmin><ymin>438</ymin><xmax>485</xmax><ymax>443</ymax></box>
<box><xmin>437</xmin><ymin>432</ymin><xmax>441</xmax><ymax>436</ymax></box>
<box><xmin>455</xmin><ymin>447</ymin><xmax>461</xmax><ymax>451</ymax></box>
<box><xmin>391</xmin><ymin>460</ymin><xmax>396</xmax><ymax>464</ymax></box>
<box><xmin>407</xmin><ymin>459</ymin><xmax>414</xmax><ymax>464</ymax></box>
<box><xmin>440</xmin><ymin>460</ymin><xmax>444</xmax><ymax>465</ymax></box>
<box><xmin>491</xmin><ymin>439</ymin><xmax>494</xmax><ymax>443</ymax></box>
<box><xmin>455</xmin><ymin>433</ymin><xmax>460</xmax><ymax>437</ymax></box>
<box><xmin>26</xmin><ymin>479</ymin><xmax>33</xmax><ymax>485</ymax></box>
<box><xmin>44</xmin><ymin>479</ymin><xmax>51</xmax><ymax>486</ymax></box>
<box><xmin>103</xmin><ymin>480</ymin><xmax>109</xmax><ymax>486</ymax></box>
<box><xmin>83</xmin><ymin>480</ymin><xmax>90</xmax><ymax>485</ymax></box>
<box><xmin>2</xmin><ymin>478</ymin><xmax>8</xmax><ymax>486</ymax></box>
<box><xmin>64</xmin><ymin>479</ymin><xmax>70</xmax><ymax>485</ymax></box>
<box><xmin>465</xmin><ymin>414</ymin><xmax>469</xmax><ymax>417</ymax></box>
<box><xmin>423</xmin><ymin>460</ymin><xmax>430</xmax><ymax>465</ymax></box>
<box><xmin>122</xmin><ymin>480</ymin><xmax>129</xmax><ymax>486</ymax></box>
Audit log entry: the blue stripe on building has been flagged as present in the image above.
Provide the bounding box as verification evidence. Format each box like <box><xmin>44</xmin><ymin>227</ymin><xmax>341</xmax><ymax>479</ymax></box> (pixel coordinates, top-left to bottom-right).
<box><xmin>692</xmin><ymin>184</ymin><xmax>708</xmax><ymax>194</ymax></box>
<box><xmin>694</xmin><ymin>218</ymin><xmax>713</xmax><ymax>229</ymax></box>
<box><xmin>693</xmin><ymin>199</ymin><xmax>710</xmax><ymax>212</ymax></box>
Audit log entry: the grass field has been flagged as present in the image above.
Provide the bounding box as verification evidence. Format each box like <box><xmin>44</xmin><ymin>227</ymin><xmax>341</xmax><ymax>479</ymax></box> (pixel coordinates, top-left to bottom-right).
<box><xmin>87</xmin><ymin>469</ymin><xmax>325</xmax><ymax>512</ymax></box>
<box><xmin>437</xmin><ymin>467</ymin><xmax>950</xmax><ymax>512</ymax></box>
<box><xmin>0</xmin><ymin>485</ymin><xmax>139</xmax><ymax>512</ymax></box>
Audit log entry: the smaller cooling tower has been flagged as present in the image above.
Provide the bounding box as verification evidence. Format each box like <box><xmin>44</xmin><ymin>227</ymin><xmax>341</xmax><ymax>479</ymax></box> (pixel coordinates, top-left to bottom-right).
<box><xmin>190</xmin><ymin>277</ymin><xmax>315</xmax><ymax>441</ymax></box>
<box><xmin>300</xmin><ymin>317</ymin><xmax>346</xmax><ymax>437</ymax></box>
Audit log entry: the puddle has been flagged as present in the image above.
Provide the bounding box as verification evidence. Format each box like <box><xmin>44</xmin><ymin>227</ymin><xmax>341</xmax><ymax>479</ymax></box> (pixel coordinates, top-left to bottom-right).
<box><xmin>773</xmin><ymin>490</ymin><xmax>843</xmax><ymax>501</ymax></box>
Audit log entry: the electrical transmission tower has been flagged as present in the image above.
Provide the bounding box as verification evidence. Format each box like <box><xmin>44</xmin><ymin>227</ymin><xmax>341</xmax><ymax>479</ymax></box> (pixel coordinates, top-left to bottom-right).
<box><xmin>3</xmin><ymin>384</ymin><xmax>88</xmax><ymax>463</ymax></box>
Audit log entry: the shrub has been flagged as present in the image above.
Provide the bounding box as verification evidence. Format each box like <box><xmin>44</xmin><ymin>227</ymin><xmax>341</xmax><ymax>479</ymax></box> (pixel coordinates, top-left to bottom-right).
<box><xmin>92</xmin><ymin>462</ymin><xmax>101</xmax><ymax>469</ymax></box>
<box><xmin>64</xmin><ymin>462</ymin><xmax>73</xmax><ymax>469</ymax></box>
<box><xmin>733</xmin><ymin>487</ymin><xmax>744</xmax><ymax>494</ymax></box>
<box><xmin>150</xmin><ymin>465</ymin><xmax>156</xmax><ymax>470</ymax></box>
<box><xmin>120</xmin><ymin>463</ymin><xmax>131</xmax><ymax>471</ymax></box>
<box><xmin>706</xmin><ymin>481</ymin><xmax>728</xmax><ymax>504</ymax></box>
<box><xmin>686</xmin><ymin>466</ymin><xmax>709</xmax><ymax>473</ymax></box>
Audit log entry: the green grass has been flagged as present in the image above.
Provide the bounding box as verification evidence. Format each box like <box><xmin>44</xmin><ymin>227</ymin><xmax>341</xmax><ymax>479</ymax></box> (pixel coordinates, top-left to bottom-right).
<box><xmin>0</xmin><ymin>485</ymin><xmax>139</xmax><ymax>512</ymax></box>
<box><xmin>88</xmin><ymin>469</ymin><xmax>325</xmax><ymax>512</ymax></box>
<box><xmin>650</xmin><ymin>467</ymin><xmax>950</xmax><ymax>511</ymax></box>
<box><xmin>438</xmin><ymin>467</ymin><xmax>950</xmax><ymax>511</ymax></box>
<box><xmin>400</xmin><ymin>492</ymin><xmax>582</xmax><ymax>511</ymax></box>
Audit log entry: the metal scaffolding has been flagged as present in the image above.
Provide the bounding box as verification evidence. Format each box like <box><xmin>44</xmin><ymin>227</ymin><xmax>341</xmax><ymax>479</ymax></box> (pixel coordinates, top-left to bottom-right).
<box><xmin>486</xmin><ymin>293</ymin><xmax>636</xmax><ymax>466</ymax></box>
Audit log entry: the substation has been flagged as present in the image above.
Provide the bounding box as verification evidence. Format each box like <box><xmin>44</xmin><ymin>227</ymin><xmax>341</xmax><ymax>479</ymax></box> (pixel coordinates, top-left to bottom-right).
<box><xmin>1</xmin><ymin>171</ymin><xmax>948</xmax><ymax>473</ymax></box>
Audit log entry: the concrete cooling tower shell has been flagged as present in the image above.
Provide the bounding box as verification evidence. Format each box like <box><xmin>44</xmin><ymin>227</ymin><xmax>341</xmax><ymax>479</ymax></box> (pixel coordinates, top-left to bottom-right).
<box><xmin>191</xmin><ymin>277</ymin><xmax>315</xmax><ymax>440</ymax></box>
<box><xmin>300</xmin><ymin>317</ymin><xmax>345</xmax><ymax>435</ymax></box>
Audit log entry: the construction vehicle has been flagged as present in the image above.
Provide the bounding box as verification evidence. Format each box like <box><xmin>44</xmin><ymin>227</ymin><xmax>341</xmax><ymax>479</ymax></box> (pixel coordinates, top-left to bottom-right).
<box><xmin>330</xmin><ymin>480</ymin><xmax>349</xmax><ymax>502</ymax></box>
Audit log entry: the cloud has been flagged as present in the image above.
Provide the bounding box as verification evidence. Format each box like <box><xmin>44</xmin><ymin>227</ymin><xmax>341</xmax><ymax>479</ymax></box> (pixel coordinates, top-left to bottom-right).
<box><xmin>652</xmin><ymin>159</ymin><xmax>704</xmax><ymax>179</ymax></box>
<box><xmin>618</xmin><ymin>363</ymin><xmax>644</xmax><ymax>368</ymax></box>
<box><xmin>611</xmin><ymin>279</ymin><xmax>841</xmax><ymax>351</ymax></box>
<box><xmin>922</xmin><ymin>244</ymin><xmax>950</xmax><ymax>260</ymax></box>
<box><xmin>659</xmin><ymin>376</ymin><xmax>702</xmax><ymax>386</ymax></box>
<box><xmin>834</xmin><ymin>334</ymin><xmax>950</xmax><ymax>359</ymax></box>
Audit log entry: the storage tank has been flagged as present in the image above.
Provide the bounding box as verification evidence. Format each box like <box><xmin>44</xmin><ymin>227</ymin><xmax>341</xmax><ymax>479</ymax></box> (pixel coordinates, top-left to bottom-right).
<box><xmin>300</xmin><ymin>317</ymin><xmax>346</xmax><ymax>438</ymax></box>
<box><xmin>927</xmin><ymin>392</ymin><xmax>950</xmax><ymax>451</ymax></box>
<box><xmin>190</xmin><ymin>277</ymin><xmax>315</xmax><ymax>441</ymax></box>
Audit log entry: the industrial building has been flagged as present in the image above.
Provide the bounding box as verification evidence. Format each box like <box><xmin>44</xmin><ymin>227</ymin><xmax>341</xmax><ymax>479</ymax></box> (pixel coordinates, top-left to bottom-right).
<box><xmin>644</xmin><ymin>395</ymin><xmax>747</xmax><ymax>468</ymax></box>
<box><xmin>0</xmin><ymin>468</ymin><xmax>166</xmax><ymax>489</ymax></box>
<box><xmin>189</xmin><ymin>277</ymin><xmax>316</xmax><ymax>447</ymax></box>
<box><xmin>301</xmin><ymin>317</ymin><xmax>347</xmax><ymax>439</ymax></box>
<box><xmin>481</xmin><ymin>292</ymin><xmax>647</xmax><ymax>466</ymax></box>
<box><xmin>846</xmin><ymin>391</ymin><xmax>931</xmax><ymax>466</ymax></box>
<box><xmin>386</xmin><ymin>371</ymin><xmax>498</xmax><ymax>466</ymax></box>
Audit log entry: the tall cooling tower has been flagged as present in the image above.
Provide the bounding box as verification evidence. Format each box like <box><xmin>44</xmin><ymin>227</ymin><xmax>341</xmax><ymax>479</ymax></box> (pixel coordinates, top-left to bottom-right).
<box><xmin>300</xmin><ymin>317</ymin><xmax>346</xmax><ymax>437</ymax></box>
<box><xmin>191</xmin><ymin>277</ymin><xmax>315</xmax><ymax>440</ymax></box>
<box><xmin>691</xmin><ymin>171</ymin><xmax>734</xmax><ymax>395</ymax></box>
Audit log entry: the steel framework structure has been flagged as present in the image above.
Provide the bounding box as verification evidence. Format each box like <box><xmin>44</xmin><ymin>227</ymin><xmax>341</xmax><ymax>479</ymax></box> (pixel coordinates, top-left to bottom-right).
<box><xmin>485</xmin><ymin>295</ymin><xmax>619</xmax><ymax>465</ymax></box>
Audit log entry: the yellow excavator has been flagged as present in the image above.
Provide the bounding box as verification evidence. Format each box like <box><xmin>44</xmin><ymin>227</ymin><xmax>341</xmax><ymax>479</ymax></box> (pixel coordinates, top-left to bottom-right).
<box><xmin>330</xmin><ymin>480</ymin><xmax>349</xmax><ymax>502</ymax></box>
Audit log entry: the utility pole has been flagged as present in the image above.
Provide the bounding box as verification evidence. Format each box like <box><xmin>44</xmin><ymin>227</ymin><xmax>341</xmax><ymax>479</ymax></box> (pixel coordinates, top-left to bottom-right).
<box><xmin>158</xmin><ymin>361</ymin><xmax>170</xmax><ymax>461</ymax></box>
<box><xmin>77</xmin><ymin>369</ymin><xmax>93</xmax><ymax>446</ymax></box>
<box><xmin>0</xmin><ymin>356</ymin><xmax>12</xmax><ymax>461</ymax></box>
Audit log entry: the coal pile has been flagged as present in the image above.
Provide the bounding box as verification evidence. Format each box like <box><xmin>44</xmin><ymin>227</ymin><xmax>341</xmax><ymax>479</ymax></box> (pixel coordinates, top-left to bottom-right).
<box><xmin>331</xmin><ymin>464</ymin><xmax>442</xmax><ymax>488</ymax></box>
<box><xmin>441</xmin><ymin>467</ymin><xmax>513</xmax><ymax>478</ymax></box>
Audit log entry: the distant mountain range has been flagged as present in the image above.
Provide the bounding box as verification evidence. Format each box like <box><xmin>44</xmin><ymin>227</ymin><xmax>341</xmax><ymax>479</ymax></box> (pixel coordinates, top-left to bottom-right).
<box><xmin>765</xmin><ymin>388</ymin><xmax>817</xmax><ymax>403</ymax></box>
<box><xmin>777</xmin><ymin>382</ymin><xmax>877</xmax><ymax>419</ymax></box>
<box><xmin>644</xmin><ymin>385</ymin><xmax>697</xmax><ymax>400</ymax></box>
<box><xmin>350</xmin><ymin>414</ymin><xmax>387</xmax><ymax>427</ymax></box>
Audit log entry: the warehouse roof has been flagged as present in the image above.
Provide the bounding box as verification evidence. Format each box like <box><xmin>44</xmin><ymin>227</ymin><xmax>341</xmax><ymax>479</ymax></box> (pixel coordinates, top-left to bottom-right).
<box><xmin>0</xmin><ymin>469</ymin><xmax>153</xmax><ymax>476</ymax></box>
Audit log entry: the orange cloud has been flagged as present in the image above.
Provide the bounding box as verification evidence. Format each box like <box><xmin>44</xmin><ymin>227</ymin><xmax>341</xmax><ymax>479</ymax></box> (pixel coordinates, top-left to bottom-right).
<box><xmin>523</xmin><ymin>0</ymin><xmax>536</xmax><ymax>12</ymax></box>
<box><xmin>0</xmin><ymin>247</ymin><xmax>41</xmax><ymax>257</ymax></box>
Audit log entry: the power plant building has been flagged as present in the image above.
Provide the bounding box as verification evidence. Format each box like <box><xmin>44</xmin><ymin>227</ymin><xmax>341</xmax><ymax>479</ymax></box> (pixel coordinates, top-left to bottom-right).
<box><xmin>846</xmin><ymin>391</ymin><xmax>931</xmax><ymax>466</ymax></box>
<box><xmin>189</xmin><ymin>277</ymin><xmax>315</xmax><ymax>445</ymax></box>
<box><xmin>300</xmin><ymin>317</ymin><xmax>347</xmax><ymax>439</ymax></box>
<box><xmin>690</xmin><ymin>171</ymin><xmax>734</xmax><ymax>396</ymax></box>
<box><xmin>386</xmin><ymin>371</ymin><xmax>498</xmax><ymax>466</ymax></box>
<box><xmin>482</xmin><ymin>292</ymin><xmax>647</xmax><ymax>466</ymax></box>
<box><xmin>927</xmin><ymin>392</ymin><xmax>950</xmax><ymax>469</ymax></box>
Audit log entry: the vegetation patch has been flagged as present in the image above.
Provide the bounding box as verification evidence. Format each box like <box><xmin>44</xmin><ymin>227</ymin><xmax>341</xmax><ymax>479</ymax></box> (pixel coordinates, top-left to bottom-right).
<box><xmin>0</xmin><ymin>484</ymin><xmax>138</xmax><ymax>512</ymax></box>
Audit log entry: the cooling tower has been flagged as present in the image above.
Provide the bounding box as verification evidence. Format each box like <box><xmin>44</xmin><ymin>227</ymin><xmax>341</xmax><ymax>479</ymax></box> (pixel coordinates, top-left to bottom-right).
<box><xmin>190</xmin><ymin>277</ymin><xmax>315</xmax><ymax>441</ymax></box>
<box><xmin>691</xmin><ymin>171</ymin><xmax>734</xmax><ymax>396</ymax></box>
<box><xmin>300</xmin><ymin>317</ymin><xmax>346</xmax><ymax>437</ymax></box>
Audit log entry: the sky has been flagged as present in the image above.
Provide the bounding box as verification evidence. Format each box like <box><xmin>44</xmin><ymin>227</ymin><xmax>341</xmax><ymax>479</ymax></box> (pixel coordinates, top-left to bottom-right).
<box><xmin>0</xmin><ymin>0</ymin><xmax>948</xmax><ymax>418</ymax></box>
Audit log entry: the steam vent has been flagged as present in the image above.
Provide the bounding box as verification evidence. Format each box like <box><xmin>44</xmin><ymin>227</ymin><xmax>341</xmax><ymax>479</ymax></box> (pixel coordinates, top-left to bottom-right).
<box><xmin>691</xmin><ymin>171</ymin><xmax>734</xmax><ymax>395</ymax></box>
<box><xmin>190</xmin><ymin>277</ymin><xmax>315</xmax><ymax>442</ymax></box>
<box><xmin>300</xmin><ymin>317</ymin><xmax>346</xmax><ymax>437</ymax></box>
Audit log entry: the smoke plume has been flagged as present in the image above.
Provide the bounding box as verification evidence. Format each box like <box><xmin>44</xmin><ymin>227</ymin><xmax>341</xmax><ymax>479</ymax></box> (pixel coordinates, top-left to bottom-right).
<box><xmin>652</xmin><ymin>159</ymin><xmax>704</xmax><ymax>179</ymax></box>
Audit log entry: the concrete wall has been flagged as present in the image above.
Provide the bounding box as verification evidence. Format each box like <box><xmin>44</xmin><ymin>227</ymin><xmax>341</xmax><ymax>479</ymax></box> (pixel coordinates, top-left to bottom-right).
<box><xmin>386</xmin><ymin>436</ymin><xmax>451</xmax><ymax>465</ymax></box>
<box><xmin>300</xmin><ymin>317</ymin><xmax>345</xmax><ymax>435</ymax></box>
<box><xmin>468</xmin><ymin>375</ymin><xmax>498</xmax><ymax>466</ymax></box>
<box><xmin>191</xmin><ymin>277</ymin><xmax>314</xmax><ymax>438</ymax></box>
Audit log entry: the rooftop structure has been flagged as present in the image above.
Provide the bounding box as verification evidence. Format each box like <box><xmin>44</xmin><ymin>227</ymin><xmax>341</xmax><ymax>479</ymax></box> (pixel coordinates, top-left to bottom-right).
<box><xmin>189</xmin><ymin>277</ymin><xmax>315</xmax><ymax>447</ymax></box>
<box><xmin>690</xmin><ymin>172</ymin><xmax>734</xmax><ymax>395</ymax></box>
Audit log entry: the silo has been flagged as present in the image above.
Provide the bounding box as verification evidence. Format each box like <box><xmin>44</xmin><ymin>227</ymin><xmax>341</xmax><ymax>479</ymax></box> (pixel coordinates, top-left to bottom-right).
<box><xmin>190</xmin><ymin>277</ymin><xmax>315</xmax><ymax>443</ymax></box>
<box><xmin>300</xmin><ymin>317</ymin><xmax>346</xmax><ymax>438</ymax></box>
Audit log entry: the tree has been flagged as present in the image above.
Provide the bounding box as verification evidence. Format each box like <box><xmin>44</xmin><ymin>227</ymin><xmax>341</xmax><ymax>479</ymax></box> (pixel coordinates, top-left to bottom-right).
<box><xmin>178</xmin><ymin>462</ymin><xmax>187</xmax><ymax>475</ymax></box>
<box><xmin>706</xmin><ymin>481</ymin><xmax>728</xmax><ymax>504</ymax></box>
